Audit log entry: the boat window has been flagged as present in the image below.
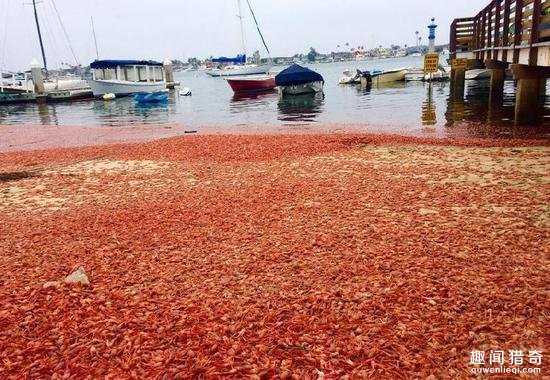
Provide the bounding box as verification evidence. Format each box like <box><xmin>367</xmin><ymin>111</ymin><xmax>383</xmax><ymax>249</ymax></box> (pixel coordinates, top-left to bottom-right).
<box><xmin>124</xmin><ymin>67</ymin><xmax>137</xmax><ymax>82</ymax></box>
<box><xmin>103</xmin><ymin>69</ymin><xmax>115</xmax><ymax>80</ymax></box>
<box><xmin>94</xmin><ymin>69</ymin><xmax>105</xmax><ymax>80</ymax></box>
<box><xmin>149</xmin><ymin>66</ymin><xmax>162</xmax><ymax>82</ymax></box>
<box><xmin>137</xmin><ymin>66</ymin><xmax>148</xmax><ymax>82</ymax></box>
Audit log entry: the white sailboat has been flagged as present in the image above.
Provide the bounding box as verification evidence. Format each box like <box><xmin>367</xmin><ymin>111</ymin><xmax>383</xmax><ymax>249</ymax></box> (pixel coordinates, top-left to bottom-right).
<box><xmin>1</xmin><ymin>0</ymin><xmax>92</xmax><ymax>101</ymax></box>
<box><xmin>206</xmin><ymin>0</ymin><xmax>272</xmax><ymax>77</ymax></box>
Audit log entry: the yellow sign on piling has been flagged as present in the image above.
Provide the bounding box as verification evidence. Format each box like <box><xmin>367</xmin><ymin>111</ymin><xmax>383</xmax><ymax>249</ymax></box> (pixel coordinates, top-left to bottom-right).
<box><xmin>424</xmin><ymin>53</ymin><xmax>440</xmax><ymax>74</ymax></box>
<box><xmin>451</xmin><ymin>58</ymin><xmax>468</xmax><ymax>70</ymax></box>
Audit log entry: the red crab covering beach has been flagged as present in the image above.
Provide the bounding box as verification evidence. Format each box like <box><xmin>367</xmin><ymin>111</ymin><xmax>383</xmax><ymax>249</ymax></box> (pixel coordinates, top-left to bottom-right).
<box><xmin>0</xmin><ymin>133</ymin><xmax>548</xmax><ymax>378</ymax></box>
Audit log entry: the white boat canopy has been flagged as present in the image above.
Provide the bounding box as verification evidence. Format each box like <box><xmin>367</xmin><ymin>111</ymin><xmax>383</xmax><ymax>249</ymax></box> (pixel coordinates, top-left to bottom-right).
<box><xmin>90</xmin><ymin>60</ymin><xmax>165</xmax><ymax>83</ymax></box>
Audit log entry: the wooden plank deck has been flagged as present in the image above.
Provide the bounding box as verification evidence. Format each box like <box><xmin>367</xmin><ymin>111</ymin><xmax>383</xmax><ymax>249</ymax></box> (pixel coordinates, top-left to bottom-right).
<box><xmin>450</xmin><ymin>0</ymin><xmax>550</xmax><ymax>67</ymax></box>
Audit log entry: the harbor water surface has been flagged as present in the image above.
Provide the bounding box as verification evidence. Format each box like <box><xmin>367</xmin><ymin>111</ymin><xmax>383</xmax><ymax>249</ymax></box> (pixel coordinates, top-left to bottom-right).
<box><xmin>1</xmin><ymin>56</ymin><xmax>549</xmax><ymax>140</ymax></box>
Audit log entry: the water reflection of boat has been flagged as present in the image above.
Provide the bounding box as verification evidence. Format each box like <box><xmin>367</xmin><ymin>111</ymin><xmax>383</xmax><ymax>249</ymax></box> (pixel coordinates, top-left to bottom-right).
<box><xmin>277</xmin><ymin>93</ymin><xmax>324</xmax><ymax>122</ymax></box>
<box><xmin>231</xmin><ymin>90</ymin><xmax>277</xmax><ymax>102</ymax></box>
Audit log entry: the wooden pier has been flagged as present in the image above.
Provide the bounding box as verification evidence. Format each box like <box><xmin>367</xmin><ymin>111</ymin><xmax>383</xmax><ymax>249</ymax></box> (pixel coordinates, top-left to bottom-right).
<box><xmin>450</xmin><ymin>0</ymin><xmax>550</xmax><ymax>124</ymax></box>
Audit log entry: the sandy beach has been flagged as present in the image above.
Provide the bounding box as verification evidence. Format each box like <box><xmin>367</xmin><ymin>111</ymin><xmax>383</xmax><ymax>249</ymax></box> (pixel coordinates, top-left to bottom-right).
<box><xmin>0</xmin><ymin>132</ymin><xmax>548</xmax><ymax>377</ymax></box>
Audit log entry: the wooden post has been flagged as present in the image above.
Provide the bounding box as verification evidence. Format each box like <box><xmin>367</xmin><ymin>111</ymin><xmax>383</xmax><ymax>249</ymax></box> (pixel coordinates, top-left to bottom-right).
<box><xmin>164</xmin><ymin>59</ymin><xmax>174</xmax><ymax>85</ymax></box>
<box><xmin>515</xmin><ymin>78</ymin><xmax>542</xmax><ymax>124</ymax></box>
<box><xmin>511</xmin><ymin>64</ymin><xmax>550</xmax><ymax>124</ymax></box>
<box><xmin>494</xmin><ymin>0</ymin><xmax>502</xmax><ymax>60</ymax></box>
<box><xmin>486</xmin><ymin>60</ymin><xmax>508</xmax><ymax>107</ymax></box>
<box><xmin>450</xmin><ymin>20</ymin><xmax>457</xmax><ymax>60</ymax></box>
<box><xmin>502</xmin><ymin>0</ymin><xmax>511</xmax><ymax>62</ymax></box>
<box><xmin>487</xmin><ymin>7</ymin><xmax>493</xmax><ymax>60</ymax></box>
<box><xmin>30</xmin><ymin>59</ymin><xmax>44</xmax><ymax>94</ymax></box>
<box><xmin>489</xmin><ymin>69</ymin><xmax>506</xmax><ymax>106</ymax></box>
<box><xmin>513</xmin><ymin>0</ymin><xmax>524</xmax><ymax>64</ymax></box>
<box><xmin>529</xmin><ymin>0</ymin><xmax>542</xmax><ymax>65</ymax></box>
<box><xmin>481</xmin><ymin>12</ymin><xmax>487</xmax><ymax>61</ymax></box>
<box><xmin>451</xmin><ymin>67</ymin><xmax>467</xmax><ymax>99</ymax></box>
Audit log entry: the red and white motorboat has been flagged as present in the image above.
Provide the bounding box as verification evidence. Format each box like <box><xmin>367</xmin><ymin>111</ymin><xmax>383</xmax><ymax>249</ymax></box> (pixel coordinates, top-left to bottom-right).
<box><xmin>225</xmin><ymin>75</ymin><xmax>276</xmax><ymax>94</ymax></box>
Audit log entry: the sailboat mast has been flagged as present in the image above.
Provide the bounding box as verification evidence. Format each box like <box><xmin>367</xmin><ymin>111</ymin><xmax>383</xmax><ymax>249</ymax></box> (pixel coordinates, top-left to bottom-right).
<box><xmin>245</xmin><ymin>0</ymin><xmax>270</xmax><ymax>57</ymax></box>
<box><xmin>32</xmin><ymin>0</ymin><xmax>48</xmax><ymax>70</ymax></box>
<box><xmin>237</xmin><ymin>0</ymin><xmax>247</xmax><ymax>58</ymax></box>
<box><xmin>91</xmin><ymin>16</ymin><xmax>99</xmax><ymax>59</ymax></box>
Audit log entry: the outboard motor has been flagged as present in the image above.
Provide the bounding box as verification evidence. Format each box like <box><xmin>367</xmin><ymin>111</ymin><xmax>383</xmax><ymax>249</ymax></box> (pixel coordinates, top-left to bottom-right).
<box><xmin>360</xmin><ymin>70</ymin><xmax>372</xmax><ymax>86</ymax></box>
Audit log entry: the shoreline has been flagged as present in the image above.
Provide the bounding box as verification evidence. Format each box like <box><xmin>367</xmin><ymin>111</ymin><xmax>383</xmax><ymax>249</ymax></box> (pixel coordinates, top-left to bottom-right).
<box><xmin>1</xmin><ymin>122</ymin><xmax>549</xmax><ymax>154</ymax></box>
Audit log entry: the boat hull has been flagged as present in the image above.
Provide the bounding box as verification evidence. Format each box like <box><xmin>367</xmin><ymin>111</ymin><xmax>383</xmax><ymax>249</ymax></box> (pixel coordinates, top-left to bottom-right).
<box><xmin>466</xmin><ymin>69</ymin><xmax>491</xmax><ymax>80</ymax></box>
<box><xmin>226</xmin><ymin>76</ymin><xmax>276</xmax><ymax>93</ymax></box>
<box><xmin>405</xmin><ymin>69</ymin><xmax>425</xmax><ymax>82</ymax></box>
<box><xmin>47</xmin><ymin>89</ymin><xmax>93</xmax><ymax>101</ymax></box>
<box><xmin>368</xmin><ymin>69</ymin><xmax>407</xmax><ymax>85</ymax></box>
<box><xmin>206</xmin><ymin>64</ymin><xmax>273</xmax><ymax>77</ymax></box>
<box><xmin>277</xmin><ymin>81</ymin><xmax>324</xmax><ymax>96</ymax></box>
<box><xmin>88</xmin><ymin>80</ymin><xmax>166</xmax><ymax>97</ymax></box>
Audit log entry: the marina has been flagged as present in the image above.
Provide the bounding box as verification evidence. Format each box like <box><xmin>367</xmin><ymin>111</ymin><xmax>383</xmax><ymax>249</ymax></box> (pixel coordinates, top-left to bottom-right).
<box><xmin>1</xmin><ymin>58</ymin><xmax>549</xmax><ymax>152</ymax></box>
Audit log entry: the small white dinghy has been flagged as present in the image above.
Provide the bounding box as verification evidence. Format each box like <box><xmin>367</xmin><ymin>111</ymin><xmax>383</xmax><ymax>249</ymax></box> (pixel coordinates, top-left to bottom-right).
<box><xmin>179</xmin><ymin>87</ymin><xmax>192</xmax><ymax>96</ymax></box>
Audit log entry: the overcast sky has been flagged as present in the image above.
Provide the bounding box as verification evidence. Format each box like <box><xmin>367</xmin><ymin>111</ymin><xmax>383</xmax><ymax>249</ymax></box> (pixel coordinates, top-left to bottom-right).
<box><xmin>0</xmin><ymin>0</ymin><xmax>487</xmax><ymax>70</ymax></box>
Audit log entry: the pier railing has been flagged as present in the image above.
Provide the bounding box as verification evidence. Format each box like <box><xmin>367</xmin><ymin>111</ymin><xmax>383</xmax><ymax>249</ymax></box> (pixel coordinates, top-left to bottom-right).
<box><xmin>450</xmin><ymin>0</ymin><xmax>550</xmax><ymax>66</ymax></box>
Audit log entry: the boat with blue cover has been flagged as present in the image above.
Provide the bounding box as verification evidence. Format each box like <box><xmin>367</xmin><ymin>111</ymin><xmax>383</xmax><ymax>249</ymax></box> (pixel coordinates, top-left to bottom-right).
<box><xmin>133</xmin><ymin>91</ymin><xmax>169</xmax><ymax>104</ymax></box>
<box><xmin>275</xmin><ymin>64</ymin><xmax>324</xmax><ymax>96</ymax></box>
<box><xmin>88</xmin><ymin>60</ymin><xmax>167</xmax><ymax>97</ymax></box>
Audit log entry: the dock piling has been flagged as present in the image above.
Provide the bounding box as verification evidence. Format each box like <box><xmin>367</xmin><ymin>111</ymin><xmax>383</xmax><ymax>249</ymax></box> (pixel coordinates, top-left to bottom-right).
<box><xmin>450</xmin><ymin>61</ymin><xmax>466</xmax><ymax>99</ymax></box>
<box><xmin>164</xmin><ymin>59</ymin><xmax>176</xmax><ymax>89</ymax></box>
<box><xmin>30</xmin><ymin>59</ymin><xmax>44</xmax><ymax>95</ymax></box>
<box><xmin>486</xmin><ymin>60</ymin><xmax>508</xmax><ymax>107</ymax></box>
<box><xmin>511</xmin><ymin>65</ymin><xmax>550</xmax><ymax>124</ymax></box>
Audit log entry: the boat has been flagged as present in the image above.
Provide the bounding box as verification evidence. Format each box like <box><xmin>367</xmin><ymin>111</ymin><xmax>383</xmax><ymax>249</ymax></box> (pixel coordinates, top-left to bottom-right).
<box><xmin>339</xmin><ymin>69</ymin><xmax>374</xmax><ymax>85</ymax></box>
<box><xmin>405</xmin><ymin>67</ymin><xmax>450</xmax><ymax>82</ymax></box>
<box><xmin>206</xmin><ymin>64</ymin><xmax>273</xmax><ymax>77</ymax></box>
<box><xmin>339</xmin><ymin>69</ymin><xmax>363</xmax><ymax>85</ymax></box>
<box><xmin>0</xmin><ymin>1</ymin><xmax>92</xmax><ymax>102</ymax></box>
<box><xmin>206</xmin><ymin>0</ymin><xmax>272</xmax><ymax>77</ymax></box>
<box><xmin>466</xmin><ymin>69</ymin><xmax>491</xmax><ymax>80</ymax></box>
<box><xmin>362</xmin><ymin>68</ymin><xmax>407</xmax><ymax>86</ymax></box>
<box><xmin>88</xmin><ymin>60</ymin><xmax>167</xmax><ymax>97</ymax></box>
<box><xmin>226</xmin><ymin>74</ymin><xmax>276</xmax><ymax>93</ymax></box>
<box><xmin>404</xmin><ymin>68</ymin><xmax>425</xmax><ymax>82</ymax></box>
<box><xmin>275</xmin><ymin>64</ymin><xmax>324</xmax><ymax>96</ymax></box>
<box><xmin>133</xmin><ymin>91</ymin><xmax>169</xmax><ymax>104</ymax></box>
<box><xmin>47</xmin><ymin>88</ymin><xmax>93</xmax><ymax>101</ymax></box>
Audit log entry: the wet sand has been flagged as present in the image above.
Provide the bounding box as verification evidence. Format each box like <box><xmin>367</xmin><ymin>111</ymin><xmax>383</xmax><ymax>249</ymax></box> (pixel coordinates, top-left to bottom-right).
<box><xmin>0</xmin><ymin>133</ymin><xmax>548</xmax><ymax>377</ymax></box>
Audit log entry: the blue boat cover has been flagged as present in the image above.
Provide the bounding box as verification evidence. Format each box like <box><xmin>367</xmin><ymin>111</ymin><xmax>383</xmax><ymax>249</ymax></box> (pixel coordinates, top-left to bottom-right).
<box><xmin>90</xmin><ymin>60</ymin><xmax>163</xmax><ymax>69</ymax></box>
<box><xmin>275</xmin><ymin>64</ymin><xmax>324</xmax><ymax>86</ymax></box>
<box><xmin>133</xmin><ymin>91</ymin><xmax>168</xmax><ymax>103</ymax></box>
<box><xmin>212</xmin><ymin>54</ymin><xmax>246</xmax><ymax>64</ymax></box>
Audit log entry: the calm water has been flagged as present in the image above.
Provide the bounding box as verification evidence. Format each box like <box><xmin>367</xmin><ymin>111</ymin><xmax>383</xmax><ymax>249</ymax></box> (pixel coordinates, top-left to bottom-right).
<box><xmin>1</xmin><ymin>56</ymin><xmax>549</xmax><ymax>139</ymax></box>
